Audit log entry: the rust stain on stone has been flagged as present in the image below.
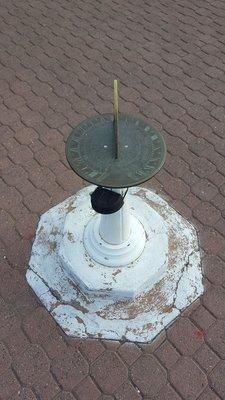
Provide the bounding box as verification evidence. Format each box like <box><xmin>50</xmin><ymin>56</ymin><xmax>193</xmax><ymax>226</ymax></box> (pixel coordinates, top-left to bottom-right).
<box><xmin>50</xmin><ymin>227</ymin><xmax>60</xmax><ymax>236</ymax></box>
<box><xmin>67</xmin><ymin>278</ymin><xmax>93</xmax><ymax>305</ymax></box>
<box><xmin>69</xmin><ymin>299</ymin><xmax>89</xmax><ymax>314</ymax></box>
<box><xmin>97</xmin><ymin>278</ymin><xmax>168</xmax><ymax>320</ymax></box>
<box><xmin>169</xmin><ymin>232</ymin><xmax>177</xmax><ymax>251</ymax></box>
<box><xmin>135</xmin><ymin>188</ymin><xmax>146</xmax><ymax>197</ymax></box>
<box><xmin>67</xmin><ymin>231</ymin><xmax>75</xmax><ymax>242</ymax></box>
<box><xmin>48</xmin><ymin>240</ymin><xmax>57</xmax><ymax>253</ymax></box>
<box><xmin>161</xmin><ymin>305</ymin><xmax>173</xmax><ymax>313</ymax></box>
<box><xmin>142</xmin><ymin>322</ymin><xmax>154</xmax><ymax>331</ymax></box>
<box><xmin>66</xmin><ymin>201</ymin><xmax>76</xmax><ymax>213</ymax></box>
<box><xmin>136</xmin><ymin>189</ymin><xmax>169</xmax><ymax>219</ymax></box>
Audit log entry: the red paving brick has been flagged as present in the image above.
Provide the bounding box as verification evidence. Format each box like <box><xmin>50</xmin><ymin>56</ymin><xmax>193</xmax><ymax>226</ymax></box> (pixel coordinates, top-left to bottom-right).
<box><xmin>154</xmin><ymin>340</ymin><xmax>180</xmax><ymax>370</ymax></box>
<box><xmin>205</xmin><ymin>320</ymin><xmax>225</xmax><ymax>359</ymax></box>
<box><xmin>91</xmin><ymin>351</ymin><xmax>128</xmax><ymax>394</ymax></box>
<box><xmin>114</xmin><ymin>381</ymin><xmax>142</xmax><ymax>400</ymax></box>
<box><xmin>169</xmin><ymin>357</ymin><xmax>207</xmax><ymax>399</ymax></box>
<box><xmin>51</xmin><ymin>349</ymin><xmax>89</xmax><ymax>391</ymax></box>
<box><xmin>8</xmin><ymin>388</ymin><xmax>37</xmax><ymax>400</ymax></box>
<box><xmin>154</xmin><ymin>384</ymin><xmax>182</xmax><ymax>400</ymax></box>
<box><xmin>12</xmin><ymin>344</ymin><xmax>50</xmax><ymax>386</ymax></box>
<box><xmin>1</xmin><ymin>0</ymin><xmax>225</xmax><ymax>398</ymax></box>
<box><xmin>130</xmin><ymin>355</ymin><xmax>167</xmax><ymax>397</ymax></box>
<box><xmin>117</xmin><ymin>342</ymin><xmax>142</xmax><ymax>367</ymax></box>
<box><xmin>167</xmin><ymin>317</ymin><xmax>204</xmax><ymax>355</ymax></box>
<box><xmin>54</xmin><ymin>393</ymin><xmax>76</xmax><ymax>400</ymax></box>
<box><xmin>74</xmin><ymin>376</ymin><xmax>101</xmax><ymax>400</ymax></box>
<box><xmin>209</xmin><ymin>361</ymin><xmax>225</xmax><ymax>399</ymax></box>
<box><xmin>193</xmin><ymin>343</ymin><xmax>219</xmax><ymax>373</ymax></box>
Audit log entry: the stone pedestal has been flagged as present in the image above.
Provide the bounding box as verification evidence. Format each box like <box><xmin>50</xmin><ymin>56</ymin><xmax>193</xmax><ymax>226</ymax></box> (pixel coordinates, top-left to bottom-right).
<box><xmin>27</xmin><ymin>186</ymin><xmax>203</xmax><ymax>342</ymax></box>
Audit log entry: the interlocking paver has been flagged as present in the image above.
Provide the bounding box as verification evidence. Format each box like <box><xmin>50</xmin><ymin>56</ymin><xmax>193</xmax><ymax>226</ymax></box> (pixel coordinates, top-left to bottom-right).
<box><xmin>115</xmin><ymin>381</ymin><xmax>142</xmax><ymax>400</ymax></box>
<box><xmin>203</xmin><ymin>255</ymin><xmax>224</xmax><ymax>286</ymax></box>
<box><xmin>8</xmin><ymin>387</ymin><xmax>37</xmax><ymax>400</ymax></box>
<box><xmin>189</xmin><ymin>138</ymin><xmax>214</xmax><ymax>158</ymax></box>
<box><xmin>8</xmin><ymin>144</ymin><xmax>33</xmax><ymax>165</ymax></box>
<box><xmin>154</xmin><ymin>340</ymin><xmax>180</xmax><ymax>369</ymax></box>
<box><xmin>1</xmin><ymin>0</ymin><xmax>225</xmax><ymax>398</ymax></box>
<box><xmin>74</xmin><ymin>376</ymin><xmax>101</xmax><ymax>400</ymax></box>
<box><xmin>130</xmin><ymin>355</ymin><xmax>167</xmax><ymax>397</ymax></box>
<box><xmin>91</xmin><ymin>351</ymin><xmax>127</xmax><ymax>394</ymax></box>
<box><xmin>198</xmin><ymin>387</ymin><xmax>221</xmax><ymax>400</ymax></box>
<box><xmin>3</xmin><ymin>328</ymin><xmax>31</xmax><ymax>358</ymax></box>
<box><xmin>139</xmin><ymin>331</ymin><xmax>166</xmax><ymax>354</ymax></box>
<box><xmin>190</xmin><ymin>157</ymin><xmax>216</xmax><ymax>179</ymax></box>
<box><xmin>42</xmin><ymin>331</ymin><xmax>68</xmax><ymax>360</ymax></box>
<box><xmin>15</xmin><ymin>127</ymin><xmax>38</xmax><ymax>145</ymax></box>
<box><xmin>2</xmin><ymin>164</ymin><xmax>28</xmax><ymax>188</ymax></box>
<box><xmin>209</xmin><ymin>361</ymin><xmax>225</xmax><ymax>399</ymax></box>
<box><xmin>194</xmin><ymin>202</ymin><xmax>221</xmax><ymax>226</ymax></box>
<box><xmin>15</xmin><ymin>212</ymin><xmax>38</xmax><ymax>240</ymax></box>
<box><xmin>101</xmin><ymin>396</ymin><xmax>114</xmax><ymax>400</ymax></box>
<box><xmin>56</xmin><ymin>169</ymin><xmax>83</xmax><ymax>192</ymax></box>
<box><xmin>192</xmin><ymin>179</ymin><xmax>218</xmax><ymax>201</ymax></box>
<box><xmin>203</xmin><ymin>285</ymin><xmax>225</xmax><ymax>319</ymax></box>
<box><xmin>117</xmin><ymin>342</ymin><xmax>142</xmax><ymax>367</ymax></box>
<box><xmin>170</xmin><ymin>357</ymin><xmax>207</xmax><ymax>400</ymax></box>
<box><xmin>23</xmin><ymin>188</ymin><xmax>51</xmax><ymax>213</ymax></box>
<box><xmin>79</xmin><ymin>339</ymin><xmax>105</xmax><ymax>363</ymax></box>
<box><xmin>33</xmin><ymin>374</ymin><xmax>60</xmax><ymax>400</ymax></box>
<box><xmin>0</xmin><ymin>369</ymin><xmax>20</xmax><ymax>399</ymax></box>
<box><xmin>153</xmin><ymin>384</ymin><xmax>182</xmax><ymax>400</ymax></box>
<box><xmin>0</xmin><ymin>303</ymin><xmax>20</xmax><ymax>340</ymax></box>
<box><xmin>51</xmin><ymin>349</ymin><xmax>89</xmax><ymax>391</ymax></box>
<box><xmin>0</xmin><ymin>341</ymin><xmax>11</xmax><ymax>371</ymax></box>
<box><xmin>194</xmin><ymin>343</ymin><xmax>219</xmax><ymax>373</ymax></box>
<box><xmin>12</xmin><ymin>344</ymin><xmax>50</xmax><ymax>386</ymax></box>
<box><xmin>0</xmin><ymin>262</ymin><xmax>27</xmax><ymax>301</ymax></box>
<box><xmin>30</xmin><ymin>140</ymin><xmax>59</xmax><ymax>167</ymax></box>
<box><xmin>0</xmin><ymin>186</ymin><xmax>22</xmax><ymax>213</ymax></box>
<box><xmin>167</xmin><ymin>317</ymin><xmax>204</xmax><ymax>355</ymax></box>
<box><xmin>54</xmin><ymin>393</ymin><xmax>76</xmax><ymax>400</ymax></box>
<box><xmin>101</xmin><ymin>340</ymin><xmax>121</xmax><ymax>351</ymax></box>
<box><xmin>23</xmin><ymin>307</ymin><xmax>58</xmax><ymax>342</ymax></box>
<box><xmin>200</xmin><ymin>227</ymin><xmax>225</xmax><ymax>254</ymax></box>
<box><xmin>206</xmin><ymin>320</ymin><xmax>225</xmax><ymax>359</ymax></box>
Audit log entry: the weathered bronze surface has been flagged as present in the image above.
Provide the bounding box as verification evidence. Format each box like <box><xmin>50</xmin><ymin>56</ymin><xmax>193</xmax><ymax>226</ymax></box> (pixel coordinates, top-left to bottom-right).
<box><xmin>66</xmin><ymin>113</ymin><xmax>166</xmax><ymax>188</ymax></box>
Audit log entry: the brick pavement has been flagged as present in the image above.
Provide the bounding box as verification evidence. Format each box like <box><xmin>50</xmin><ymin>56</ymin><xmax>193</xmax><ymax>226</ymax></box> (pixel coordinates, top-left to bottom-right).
<box><xmin>0</xmin><ymin>0</ymin><xmax>225</xmax><ymax>398</ymax></box>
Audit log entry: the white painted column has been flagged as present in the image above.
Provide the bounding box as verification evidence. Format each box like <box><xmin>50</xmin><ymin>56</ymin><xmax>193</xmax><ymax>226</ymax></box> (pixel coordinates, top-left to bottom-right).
<box><xmin>84</xmin><ymin>187</ymin><xmax>146</xmax><ymax>266</ymax></box>
<box><xmin>99</xmin><ymin>189</ymin><xmax>131</xmax><ymax>245</ymax></box>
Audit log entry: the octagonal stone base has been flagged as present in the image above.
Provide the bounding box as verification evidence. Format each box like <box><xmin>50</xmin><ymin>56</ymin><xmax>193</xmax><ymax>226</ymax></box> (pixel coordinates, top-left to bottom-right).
<box><xmin>27</xmin><ymin>186</ymin><xmax>203</xmax><ymax>342</ymax></box>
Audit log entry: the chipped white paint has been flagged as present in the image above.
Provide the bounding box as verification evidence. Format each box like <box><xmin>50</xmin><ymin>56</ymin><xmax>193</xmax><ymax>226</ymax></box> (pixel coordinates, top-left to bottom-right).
<box><xmin>27</xmin><ymin>186</ymin><xmax>203</xmax><ymax>343</ymax></box>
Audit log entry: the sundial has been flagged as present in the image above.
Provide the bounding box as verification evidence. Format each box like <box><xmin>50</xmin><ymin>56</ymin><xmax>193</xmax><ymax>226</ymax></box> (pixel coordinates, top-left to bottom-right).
<box><xmin>27</xmin><ymin>80</ymin><xmax>203</xmax><ymax>344</ymax></box>
<box><xmin>66</xmin><ymin>81</ymin><xmax>166</xmax><ymax>188</ymax></box>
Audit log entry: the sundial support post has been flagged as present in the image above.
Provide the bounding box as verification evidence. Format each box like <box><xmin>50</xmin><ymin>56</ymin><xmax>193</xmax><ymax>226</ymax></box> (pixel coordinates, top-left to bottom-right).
<box><xmin>99</xmin><ymin>189</ymin><xmax>131</xmax><ymax>245</ymax></box>
<box><xmin>84</xmin><ymin>187</ymin><xmax>146</xmax><ymax>267</ymax></box>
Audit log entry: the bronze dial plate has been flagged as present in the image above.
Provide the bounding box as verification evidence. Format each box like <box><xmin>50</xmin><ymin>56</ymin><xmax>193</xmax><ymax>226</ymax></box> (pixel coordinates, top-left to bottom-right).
<box><xmin>66</xmin><ymin>113</ymin><xmax>166</xmax><ymax>188</ymax></box>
